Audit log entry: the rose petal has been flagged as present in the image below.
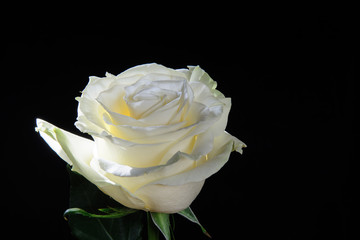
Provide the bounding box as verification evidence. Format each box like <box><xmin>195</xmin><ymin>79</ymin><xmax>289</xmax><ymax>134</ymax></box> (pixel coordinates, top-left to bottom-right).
<box><xmin>117</xmin><ymin>63</ymin><xmax>187</xmax><ymax>80</ymax></box>
<box><xmin>96</xmin><ymin>84</ymin><xmax>130</xmax><ymax>116</ymax></box>
<box><xmin>124</xmin><ymin>77</ymin><xmax>192</xmax><ymax>124</ymax></box>
<box><xmin>150</xmin><ymin>132</ymin><xmax>246</xmax><ymax>186</ymax></box>
<box><xmin>36</xmin><ymin>119</ymin><xmax>73</xmax><ymax>165</ymax></box>
<box><xmin>188</xmin><ymin>66</ymin><xmax>225</xmax><ymax>98</ymax></box>
<box><xmin>113</xmin><ymin>78</ymin><xmax>183</xmax><ymax>119</ymax></box>
<box><xmin>81</xmin><ymin>76</ymin><xmax>113</xmax><ymax>99</ymax></box>
<box><xmin>134</xmin><ymin>181</ymin><xmax>205</xmax><ymax>213</ymax></box>
<box><xmin>207</xmin><ymin>97</ymin><xmax>232</xmax><ymax>137</ymax></box>
<box><xmin>184</xmin><ymin>102</ymin><xmax>224</xmax><ymax>137</ymax></box>
<box><xmin>93</xmin><ymin>135</ymin><xmax>174</xmax><ymax>168</ymax></box>
<box><xmin>97</xmin><ymin>151</ymin><xmax>182</xmax><ymax>177</ymax></box>
<box><xmin>155</xmin><ymin>102</ymin><xmax>224</xmax><ymax>164</ymax></box>
<box><xmin>36</xmin><ymin>119</ymin><xmax>146</xmax><ymax>210</ymax></box>
<box><xmin>104</xmin><ymin>122</ymin><xmax>190</xmax><ymax>144</ymax></box>
<box><xmin>76</xmin><ymin>96</ymin><xmax>108</xmax><ymax>135</ymax></box>
<box><xmin>97</xmin><ymin>99</ymin><xmax>147</xmax><ymax>127</ymax></box>
<box><xmin>190</xmin><ymin>81</ymin><xmax>224</xmax><ymax>107</ymax></box>
<box><xmin>76</xmin><ymin>73</ymin><xmax>140</xmax><ymax>135</ymax></box>
<box><xmin>36</xmin><ymin>118</ymin><xmax>107</xmax><ymax>185</ymax></box>
<box><xmin>96</xmin><ymin>150</ymin><xmax>201</xmax><ymax>193</ymax></box>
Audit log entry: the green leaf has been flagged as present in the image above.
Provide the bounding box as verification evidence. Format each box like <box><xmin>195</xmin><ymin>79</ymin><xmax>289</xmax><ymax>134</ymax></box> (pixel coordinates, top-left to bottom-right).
<box><xmin>66</xmin><ymin>165</ymin><xmax>144</xmax><ymax>240</ymax></box>
<box><xmin>64</xmin><ymin>207</ymin><xmax>137</xmax><ymax>219</ymax></box>
<box><xmin>178</xmin><ymin>207</ymin><xmax>211</xmax><ymax>238</ymax></box>
<box><xmin>98</xmin><ymin>206</ymin><xmax>137</xmax><ymax>215</ymax></box>
<box><xmin>68</xmin><ymin>211</ymin><xmax>144</xmax><ymax>240</ymax></box>
<box><xmin>150</xmin><ymin>212</ymin><xmax>171</xmax><ymax>240</ymax></box>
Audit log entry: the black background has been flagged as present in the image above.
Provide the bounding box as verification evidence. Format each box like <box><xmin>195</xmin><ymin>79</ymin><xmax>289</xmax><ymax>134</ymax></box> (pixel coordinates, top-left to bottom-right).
<box><xmin>3</xmin><ymin>10</ymin><xmax>354</xmax><ymax>240</ymax></box>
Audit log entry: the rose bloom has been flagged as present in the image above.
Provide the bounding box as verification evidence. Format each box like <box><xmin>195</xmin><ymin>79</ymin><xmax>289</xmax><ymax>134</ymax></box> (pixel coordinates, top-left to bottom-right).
<box><xmin>36</xmin><ymin>63</ymin><xmax>245</xmax><ymax>213</ymax></box>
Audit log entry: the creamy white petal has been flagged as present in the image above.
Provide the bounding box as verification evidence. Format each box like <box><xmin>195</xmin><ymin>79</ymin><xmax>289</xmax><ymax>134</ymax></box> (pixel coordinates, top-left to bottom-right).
<box><xmin>75</xmin><ymin>115</ymin><xmax>104</xmax><ymax>136</ymax></box>
<box><xmin>76</xmin><ymin>96</ymin><xmax>108</xmax><ymax>135</ymax></box>
<box><xmin>134</xmin><ymin>181</ymin><xmax>205</xmax><ymax>213</ymax></box>
<box><xmin>36</xmin><ymin>119</ymin><xmax>106</xmax><ymax>185</ymax></box>
<box><xmin>176</xmin><ymin>68</ymin><xmax>191</xmax><ymax>80</ymax></box>
<box><xmin>96</xmin><ymin>150</ymin><xmax>201</xmax><ymax>193</ymax></box>
<box><xmin>140</xmin><ymin>99</ymin><xmax>181</xmax><ymax>125</ymax></box>
<box><xmin>188</xmin><ymin>66</ymin><xmax>225</xmax><ymax>98</ymax></box>
<box><xmin>207</xmin><ymin>98</ymin><xmax>232</xmax><ymax>137</ymax></box>
<box><xmin>124</xmin><ymin>77</ymin><xmax>192</xmax><ymax>124</ymax></box>
<box><xmin>185</xmin><ymin>103</ymin><xmax>224</xmax><ymax>137</ymax></box>
<box><xmin>100</xmin><ymin>101</ymin><xmax>217</xmax><ymax>146</ymax></box>
<box><xmin>155</xmin><ymin>102</ymin><xmax>224</xmax><ymax>164</ymax></box>
<box><xmin>76</xmin><ymin>73</ymin><xmax>139</xmax><ymax>134</ymax></box>
<box><xmin>188</xmin><ymin>66</ymin><xmax>203</xmax><ymax>83</ymax></box>
<box><xmin>36</xmin><ymin>119</ymin><xmax>146</xmax><ymax>210</ymax></box>
<box><xmin>117</xmin><ymin>63</ymin><xmax>187</xmax><ymax>80</ymax></box>
<box><xmin>36</xmin><ymin>119</ymin><xmax>72</xmax><ymax>165</ymax></box>
<box><xmin>96</xmin><ymin>84</ymin><xmax>129</xmax><ymax>116</ymax></box>
<box><xmin>97</xmin><ymin>151</ymin><xmax>181</xmax><ymax>177</ymax></box>
<box><xmin>105</xmin><ymin>72</ymin><xmax>115</xmax><ymax>78</ymax></box>
<box><xmin>190</xmin><ymin>81</ymin><xmax>224</xmax><ymax>107</ymax></box>
<box><xmin>150</xmin><ymin>132</ymin><xmax>245</xmax><ymax>186</ymax></box>
<box><xmin>98</xmin><ymin>184</ymin><xmax>147</xmax><ymax>211</ymax></box>
<box><xmin>93</xmin><ymin>135</ymin><xmax>174</xmax><ymax>168</ymax></box>
<box><xmin>103</xmin><ymin>122</ymin><xmax>190</xmax><ymax>144</ymax></box>
<box><xmin>231</xmin><ymin>134</ymin><xmax>247</xmax><ymax>154</ymax></box>
<box><xmin>190</xmin><ymin>130</ymin><xmax>214</xmax><ymax>157</ymax></box>
<box><xmin>81</xmin><ymin>76</ymin><xmax>114</xmax><ymax>99</ymax></box>
<box><xmin>83</xmin><ymin>73</ymin><xmax>138</xmax><ymax>99</ymax></box>
<box><xmin>98</xmin><ymin>100</ymin><xmax>148</xmax><ymax>127</ymax></box>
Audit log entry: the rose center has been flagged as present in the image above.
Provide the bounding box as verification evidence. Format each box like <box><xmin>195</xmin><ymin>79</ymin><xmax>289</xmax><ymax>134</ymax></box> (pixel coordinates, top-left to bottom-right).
<box><xmin>124</xmin><ymin>79</ymin><xmax>187</xmax><ymax>119</ymax></box>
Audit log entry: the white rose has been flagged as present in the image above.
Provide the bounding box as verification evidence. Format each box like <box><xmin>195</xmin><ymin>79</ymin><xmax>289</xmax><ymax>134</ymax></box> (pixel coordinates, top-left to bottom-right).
<box><xmin>36</xmin><ymin>63</ymin><xmax>245</xmax><ymax>213</ymax></box>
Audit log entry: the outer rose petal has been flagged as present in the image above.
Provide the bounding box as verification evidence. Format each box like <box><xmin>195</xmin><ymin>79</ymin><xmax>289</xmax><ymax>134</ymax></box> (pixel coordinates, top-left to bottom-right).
<box><xmin>188</xmin><ymin>66</ymin><xmax>225</xmax><ymax>98</ymax></box>
<box><xmin>117</xmin><ymin>63</ymin><xmax>187</xmax><ymax>80</ymax></box>
<box><xmin>134</xmin><ymin>181</ymin><xmax>205</xmax><ymax>213</ymax></box>
<box><xmin>35</xmin><ymin>119</ymin><xmax>146</xmax><ymax>211</ymax></box>
<box><xmin>96</xmin><ymin>150</ymin><xmax>202</xmax><ymax>192</ymax></box>
<box><xmin>149</xmin><ymin>132</ymin><xmax>246</xmax><ymax>186</ymax></box>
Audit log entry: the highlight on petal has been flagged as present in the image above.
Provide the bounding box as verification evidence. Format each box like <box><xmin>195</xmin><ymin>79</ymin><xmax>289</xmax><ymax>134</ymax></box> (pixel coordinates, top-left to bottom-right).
<box><xmin>95</xmin><ymin>149</ymin><xmax>201</xmax><ymax>193</ymax></box>
<box><xmin>97</xmin><ymin>157</ymin><xmax>177</xmax><ymax>177</ymax></box>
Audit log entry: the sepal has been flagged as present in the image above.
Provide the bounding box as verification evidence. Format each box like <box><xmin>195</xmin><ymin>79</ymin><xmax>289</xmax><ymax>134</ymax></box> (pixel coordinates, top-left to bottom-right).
<box><xmin>150</xmin><ymin>212</ymin><xmax>171</xmax><ymax>240</ymax></box>
<box><xmin>147</xmin><ymin>207</ymin><xmax>211</xmax><ymax>240</ymax></box>
<box><xmin>178</xmin><ymin>207</ymin><xmax>211</xmax><ymax>238</ymax></box>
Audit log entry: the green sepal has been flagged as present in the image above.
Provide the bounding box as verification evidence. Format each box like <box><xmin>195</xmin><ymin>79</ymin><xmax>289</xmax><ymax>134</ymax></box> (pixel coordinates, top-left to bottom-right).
<box><xmin>178</xmin><ymin>207</ymin><xmax>211</xmax><ymax>238</ymax></box>
<box><xmin>150</xmin><ymin>212</ymin><xmax>171</xmax><ymax>240</ymax></box>
<box><xmin>147</xmin><ymin>212</ymin><xmax>160</xmax><ymax>240</ymax></box>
